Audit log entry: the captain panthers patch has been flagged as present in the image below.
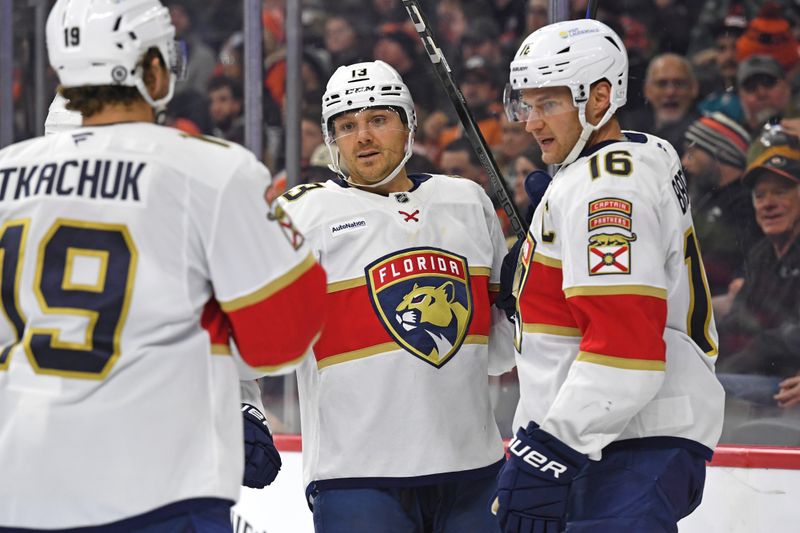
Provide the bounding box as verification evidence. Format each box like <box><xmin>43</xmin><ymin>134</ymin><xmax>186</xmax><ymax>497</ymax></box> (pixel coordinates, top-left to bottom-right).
<box><xmin>365</xmin><ymin>248</ymin><xmax>473</xmax><ymax>368</ymax></box>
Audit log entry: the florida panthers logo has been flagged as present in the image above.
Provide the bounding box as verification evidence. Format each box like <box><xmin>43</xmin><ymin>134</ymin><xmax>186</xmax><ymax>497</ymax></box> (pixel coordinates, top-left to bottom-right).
<box><xmin>366</xmin><ymin>248</ymin><xmax>473</xmax><ymax>368</ymax></box>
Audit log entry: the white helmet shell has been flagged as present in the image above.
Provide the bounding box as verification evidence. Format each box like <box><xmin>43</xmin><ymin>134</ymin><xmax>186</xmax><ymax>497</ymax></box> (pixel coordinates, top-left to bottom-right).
<box><xmin>507</xmin><ymin>19</ymin><xmax>628</xmax><ymax>165</ymax></box>
<box><xmin>509</xmin><ymin>19</ymin><xmax>628</xmax><ymax>110</ymax></box>
<box><xmin>321</xmin><ymin>60</ymin><xmax>417</xmax><ymax>145</ymax></box>
<box><xmin>46</xmin><ymin>0</ymin><xmax>180</xmax><ymax>109</ymax></box>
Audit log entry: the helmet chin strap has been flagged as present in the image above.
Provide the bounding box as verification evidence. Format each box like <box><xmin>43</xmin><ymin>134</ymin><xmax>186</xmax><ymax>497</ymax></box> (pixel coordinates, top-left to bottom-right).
<box><xmin>326</xmin><ymin>130</ymin><xmax>414</xmax><ymax>189</ymax></box>
<box><xmin>559</xmin><ymin>102</ymin><xmax>616</xmax><ymax>166</ymax></box>
<box><xmin>134</xmin><ymin>73</ymin><xmax>176</xmax><ymax>120</ymax></box>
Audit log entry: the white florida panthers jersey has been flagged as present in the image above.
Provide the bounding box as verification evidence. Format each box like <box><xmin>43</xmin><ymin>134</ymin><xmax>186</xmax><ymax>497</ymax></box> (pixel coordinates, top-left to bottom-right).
<box><xmin>0</xmin><ymin>123</ymin><xmax>326</xmax><ymax>529</ymax></box>
<box><xmin>514</xmin><ymin>132</ymin><xmax>724</xmax><ymax>460</ymax></box>
<box><xmin>278</xmin><ymin>174</ymin><xmax>515</xmax><ymax>492</ymax></box>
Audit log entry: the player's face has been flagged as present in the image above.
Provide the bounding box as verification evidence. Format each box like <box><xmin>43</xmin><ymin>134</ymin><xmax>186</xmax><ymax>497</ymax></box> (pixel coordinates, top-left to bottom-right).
<box><xmin>521</xmin><ymin>86</ymin><xmax>581</xmax><ymax>165</ymax></box>
<box><xmin>752</xmin><ymin>173</ymin><xmax>800</xmax><ymax>240</ymax></box>
<box><xmin>332</xmin><ymin>107</ymin><xmax>409</xmax><ymax>185</ymax></box>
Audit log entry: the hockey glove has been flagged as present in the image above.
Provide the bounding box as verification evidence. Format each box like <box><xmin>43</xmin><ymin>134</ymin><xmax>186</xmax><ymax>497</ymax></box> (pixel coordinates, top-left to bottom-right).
<box><xmin>242</xmin><ymin>403</ymin><xmax>282</xmax><ymax>488</ymax></box>
<box><xmin>496</xmin><ymin>170</ymin><xmax>552</xmax><ymax>322</ymax></box>
<box><xmin>493</xmin><ymin>421</ymin><xmax>588</xmax><ymax>533</ymax></box>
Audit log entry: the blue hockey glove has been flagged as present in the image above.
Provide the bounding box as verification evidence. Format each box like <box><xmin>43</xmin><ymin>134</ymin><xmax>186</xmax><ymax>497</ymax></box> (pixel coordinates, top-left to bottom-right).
<box><xmin>493</xmin><ymin>421</ymin><xmax>588</xmax><ymax>533</ymax></box>
<box><xmin>242</xmin><ymin>403</ymin><xmax>282</xmax><ymax>488</ymax></box>
<box><xmin>496</xmin><ymin>171</ymin><xmax>552</xmax><ymax>322</ymax></box>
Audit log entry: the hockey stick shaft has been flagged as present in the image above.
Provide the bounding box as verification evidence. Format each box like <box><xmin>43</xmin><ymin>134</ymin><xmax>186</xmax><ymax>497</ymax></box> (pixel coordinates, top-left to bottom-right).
<box><xmin>401</xmin><ymin>0</ymin><xmax>526</xmax><ymax>240</ymax></box>
<box><xmin>586</xmin><ymin>0</ymin><xmax>599</xmax><ymax>19</ymax></box>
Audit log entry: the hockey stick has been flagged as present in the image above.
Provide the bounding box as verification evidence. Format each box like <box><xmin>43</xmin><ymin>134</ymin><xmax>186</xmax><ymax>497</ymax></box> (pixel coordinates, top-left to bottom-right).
<box><xmin>586</xmin><ymin>0</ymin><xmax>599</xmax><ymax>19</ymax></box>
<box><xmin>401</xmin><ymin>0</ymin><xmax>526</xmax><ymax>240</ymax></box>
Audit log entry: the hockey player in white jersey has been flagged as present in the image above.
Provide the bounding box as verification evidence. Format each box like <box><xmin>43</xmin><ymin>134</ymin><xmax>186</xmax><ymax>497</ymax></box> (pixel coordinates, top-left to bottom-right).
<box><xmin>0</xmin><ymin>0</ymin><xmax>326</xmax><ymax>531</ymax></box>
<box><xmin>493</xmin><ymin>19</ymin><xmax>725</xmax><ymax>533</ymax></box>
<box><xmin>43</xmin><ymin>92</ymin><xmax>283</xmax><ymax>493</ymax></box>
<box><xmin>277</xmin><ymin>60</ymin><xmax>515</xmax><ymax>532</ymax></box>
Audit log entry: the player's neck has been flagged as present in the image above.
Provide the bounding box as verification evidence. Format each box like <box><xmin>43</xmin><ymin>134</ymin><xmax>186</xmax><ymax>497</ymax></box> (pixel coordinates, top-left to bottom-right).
<box><xmin>587</xmin><ymin>116</ymin><xmax>623</xmax><ymax>147</ymax></box>
<box><xmin>355</xmin><ymin>168</ymin><xmax>413</xmax><ymax>195</ymax></box>
<box><xmin>83</xmin><ymin>100</ymin><xmax>155</xmax><ymax>127</ymax></box>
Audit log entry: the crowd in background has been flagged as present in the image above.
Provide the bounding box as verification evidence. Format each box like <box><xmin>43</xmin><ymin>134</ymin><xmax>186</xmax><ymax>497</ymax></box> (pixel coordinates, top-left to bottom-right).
<box><xmin>8</xmin><ymin>0</ymin><xmax>800</xmax><ymax>444</ymax></box>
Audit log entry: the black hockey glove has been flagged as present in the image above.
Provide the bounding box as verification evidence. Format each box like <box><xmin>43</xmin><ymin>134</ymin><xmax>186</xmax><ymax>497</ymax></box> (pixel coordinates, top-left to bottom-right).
<box><xmin>493</xmin><ymin>421</ymin><xmax>588</xmax><ymax>533</ymax></box>
<box><xmin>496</xmin><ymin>170</ymin><xmax>552</xmax><ymax>322</ymax></box>
<box><xmin>242</xmin><ymin>403</ymin><xmax>282</xmax><ymax>489</ymax></box>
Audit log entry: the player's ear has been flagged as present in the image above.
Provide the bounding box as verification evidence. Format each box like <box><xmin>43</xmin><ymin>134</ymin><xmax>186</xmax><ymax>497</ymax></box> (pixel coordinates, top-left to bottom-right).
<box><xmin>588</xmin><ymin>80</ymin><xmax>612</xmax><ymax>124</ymax></box>
<box><xmin>144</xmin><ymin>54</ymin><xmax>169</xmax><ymax>100</ymax></box>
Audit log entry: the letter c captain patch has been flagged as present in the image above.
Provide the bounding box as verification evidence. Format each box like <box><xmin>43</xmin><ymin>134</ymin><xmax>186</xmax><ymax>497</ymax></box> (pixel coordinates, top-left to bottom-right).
<box><xmin>365</xmin><ymin>248</ymin><xmax>473</xmax><ymax>368</ymax></box>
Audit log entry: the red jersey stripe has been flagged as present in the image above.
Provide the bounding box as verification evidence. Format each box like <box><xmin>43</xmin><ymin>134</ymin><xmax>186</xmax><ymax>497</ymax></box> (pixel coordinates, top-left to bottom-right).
<box><xmin>220</xmin><ymin>253</ymin><xmax>318</xmax><ymax>312</ymax></box>
<box><xmin>201</xmin><ymin>298</ymin><xmax>231</xmax><ymax>350</ymax></box>
<box><xmin>227</xmin><ymin>260</ymin><xmax>327</xmax><ymax>369</ymax></box>
<box><xmin>315</xmin><ymin>275</ymin><xmax>493</xmax><ymax>365</ymax></box>
<box><xmin>566</xmin><ymin>293</ymin><xmax>667</xmax><ymax>362</ymax></box>
<box><xmin>519</xmin><ymin>261</ymin><xmax>578</xmax><ymax>331</ymax></box>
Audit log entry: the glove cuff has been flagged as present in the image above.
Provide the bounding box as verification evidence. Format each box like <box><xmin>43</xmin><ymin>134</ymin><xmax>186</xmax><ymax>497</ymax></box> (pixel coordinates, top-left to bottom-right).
<box><xmin>508</xmin><ymin>421</ymin><xmax>588</xmax><ymax>482</ymax></box>
<box><xmin>242</xmin><ymin>403</ymin><xmax>272</xmax><ymax>434</ymax></box>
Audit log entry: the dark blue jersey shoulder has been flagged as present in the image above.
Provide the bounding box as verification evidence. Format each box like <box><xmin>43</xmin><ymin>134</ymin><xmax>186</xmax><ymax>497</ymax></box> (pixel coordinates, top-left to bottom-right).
<box><xmin>579</xmin><ymin>131</ymin><xmax>649</xmax><ymax>159</ymax></box>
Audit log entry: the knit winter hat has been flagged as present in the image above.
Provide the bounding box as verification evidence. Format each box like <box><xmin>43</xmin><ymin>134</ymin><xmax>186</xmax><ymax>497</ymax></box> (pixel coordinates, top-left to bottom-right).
<box><xmin>735</xmin><ymin>1</ymin><xmax>799</xmax><ymax>72</ymax></box>
<box><xmin>685</xmin><ymin>112</ymin><xmax>751</xmax><ymax>169</ymax></box>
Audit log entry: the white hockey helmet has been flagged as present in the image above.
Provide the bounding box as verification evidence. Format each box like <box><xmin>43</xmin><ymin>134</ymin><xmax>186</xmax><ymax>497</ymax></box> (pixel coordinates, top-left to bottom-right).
<box><xmin>46</xmin><ymin>0</ymin><xmax>185</xmax><ymax>111</ymax></box>
<box><xmin>506</xmin><ymin>19</ymin><xmax>628</xmax><ymax>165</ymax></box>
<box><xmin>321</xmin><ymin>60</ymin><xmax>417</xmax><ymax>188</ymax></box>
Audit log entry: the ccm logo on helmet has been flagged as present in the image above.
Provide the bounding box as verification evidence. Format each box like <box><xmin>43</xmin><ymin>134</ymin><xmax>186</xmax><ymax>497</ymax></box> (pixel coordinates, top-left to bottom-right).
<box><xmin>345</xmin><ymin>86</ymin><xmax>375</xmax><ymax>94</ymax></box>
<box><xmin>508</xmin><ymin>437</ymin><xmax>568</xmax><ymax>478</ymax></box>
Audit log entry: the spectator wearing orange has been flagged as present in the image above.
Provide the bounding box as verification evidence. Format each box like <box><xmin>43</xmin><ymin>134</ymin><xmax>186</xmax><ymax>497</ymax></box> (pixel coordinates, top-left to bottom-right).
<box><xmin>735</xmin><ymin>2</ymin><xmax>799</xmax><ymax>81</ymax></box>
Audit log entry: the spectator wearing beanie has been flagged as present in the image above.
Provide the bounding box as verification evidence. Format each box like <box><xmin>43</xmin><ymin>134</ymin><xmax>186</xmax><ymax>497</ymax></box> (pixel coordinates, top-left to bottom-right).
<box><xmin>736</xmin><ymin>2</ymin><xmax>800</xmax><ymax>78</ymax></box>
<box><xmin>682</xmin><ymin>112</ymin><xmax>762</xmax><ymax>298</ymax></box>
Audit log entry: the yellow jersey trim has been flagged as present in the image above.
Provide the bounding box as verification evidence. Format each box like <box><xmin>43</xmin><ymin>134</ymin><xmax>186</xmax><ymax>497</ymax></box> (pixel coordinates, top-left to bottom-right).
<box><xmin>577</xmin><ymin>351</ymin><xmax>666</xmax><ymax>371</ymax></box>
<box><xmin>318</xmin><ymin>336</ymin><xmax>488</xmax><ymax>370</ymax></box>
<box><xmin>327</xmin><ymin>276</ymin><xmax>367</xmax><ymax>293</ymax></box>
<box><xmin>211</xmin><ymin>344</ymin><xmax>232</xmax><ymax>356</ymax></box>
<box><xmin>532</xmin><ymin>253</ymin><xmax>562</xmax><ymax>268</ymax></box>
<box><xmin>522</xmin><ymin>323</ymin><xmax>582</xmax><ymax>337</ymax></box>
<box><xmin>564</xmin><ymin>285</ymin><xmax>667</xmax><ymax>299</ymax></box>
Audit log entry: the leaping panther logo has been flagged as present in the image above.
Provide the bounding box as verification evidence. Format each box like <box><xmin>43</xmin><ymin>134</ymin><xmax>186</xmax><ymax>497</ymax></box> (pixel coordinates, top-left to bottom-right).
<box><xmin>366</xmin><ymin>248</ymin><xmax>474</xmax><ymax>368</ymax></box>
<box><xmin>395</xmin><ymin>281</ymin><xmax>470</xmax><ymax>363</ymax></box>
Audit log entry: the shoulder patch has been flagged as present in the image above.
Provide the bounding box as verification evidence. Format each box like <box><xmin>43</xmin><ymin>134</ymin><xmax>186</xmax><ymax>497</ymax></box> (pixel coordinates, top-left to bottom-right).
<box><xmin>588</xmin><ymin>233</ymin><xmax>636</xmax><ymax>275</ymax></box>
<box><xmin>267</xmin><ymin>203</ymin><xmax>305</xmax><ymax>250</ymax></box>
<box><xmin>588</xmin><ymin>197</ymin><xmax>632</xmax><ymax>216</ymax></box>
